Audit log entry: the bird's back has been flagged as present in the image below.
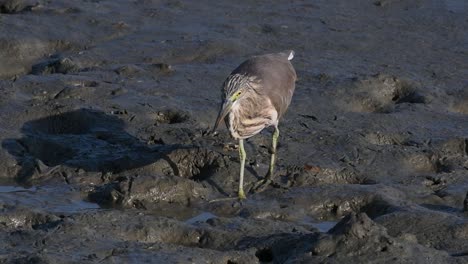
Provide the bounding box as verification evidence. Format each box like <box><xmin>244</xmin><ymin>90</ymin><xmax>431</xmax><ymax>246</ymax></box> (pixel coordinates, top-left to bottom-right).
<box><xmin>230</xmin><ymin>50</ymin><xmax>297</xmax><ymax>118</ymax></box>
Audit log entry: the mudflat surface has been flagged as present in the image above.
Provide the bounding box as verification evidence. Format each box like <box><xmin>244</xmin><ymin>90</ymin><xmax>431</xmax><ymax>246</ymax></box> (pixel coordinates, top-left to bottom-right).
<box><xmin>0</xmin><ymin>0</ymin><xmax>467</xmax><ymax>263</ymax></box>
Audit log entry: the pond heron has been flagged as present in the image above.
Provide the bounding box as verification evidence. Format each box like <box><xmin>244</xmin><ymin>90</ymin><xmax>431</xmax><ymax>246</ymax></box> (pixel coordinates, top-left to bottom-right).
<box><xmin>213</xmin><ymin>50</ymin><xmax>297</xmax><ymax>199</ymax></box>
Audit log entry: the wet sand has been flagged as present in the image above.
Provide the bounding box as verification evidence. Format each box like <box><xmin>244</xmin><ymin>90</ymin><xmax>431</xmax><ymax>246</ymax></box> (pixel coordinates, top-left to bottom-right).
<box><xmin>0</xmin><ymin>0</ymin><xmax>467</xmax><ymax>263</ymax></box>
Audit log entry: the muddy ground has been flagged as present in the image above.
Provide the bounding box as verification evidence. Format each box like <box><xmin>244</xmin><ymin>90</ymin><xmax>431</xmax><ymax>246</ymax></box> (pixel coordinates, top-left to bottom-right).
<box><xmin>0</xmin><ymin>0</ymin><xmax>467</xmax><ymax>263</ymax></box>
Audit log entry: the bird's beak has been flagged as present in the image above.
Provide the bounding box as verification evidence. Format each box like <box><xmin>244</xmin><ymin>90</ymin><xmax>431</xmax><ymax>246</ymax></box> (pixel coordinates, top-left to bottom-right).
<box><xmin>213</xmin><ymin>100</ymin><xmax>233</xmax><ymax>133</ymax></box>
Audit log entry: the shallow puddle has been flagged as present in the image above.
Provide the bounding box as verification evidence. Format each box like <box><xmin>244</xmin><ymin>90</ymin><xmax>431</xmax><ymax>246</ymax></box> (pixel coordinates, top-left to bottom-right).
<box><xmin>311</xmin><ymin>221</ymin><xmax>338</xmax><ymax>232</ymax></box>
<box><xmin>185</xmin><ymin>212</ymin><xmax>217</xmax><ymax>225</ymax></box>
<box><xmin>0</xmin><ymin>185</ymin><xmax>37</xmax><ymax>193</ymax></box>
<box><xmin>0</xmin><ymin>184</ymin><xmax>100</xmax><ymax>213</ymax></box>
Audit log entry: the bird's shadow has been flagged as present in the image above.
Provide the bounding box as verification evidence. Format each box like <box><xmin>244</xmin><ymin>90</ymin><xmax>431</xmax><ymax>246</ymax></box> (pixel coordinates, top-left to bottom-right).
<box><xmin>245</xmin><ymin>131</ymin><xmax>274</xmax><ymax>181</ymax></box>
<box><xmin>1</xmin><ymin>109</ymin><xmax>176</xmax><ymax>184</ymax></box>
<box><xmin>246</xmin><ymin>164</ymin><xmax>262</xmax><ymax>180</ymax></box>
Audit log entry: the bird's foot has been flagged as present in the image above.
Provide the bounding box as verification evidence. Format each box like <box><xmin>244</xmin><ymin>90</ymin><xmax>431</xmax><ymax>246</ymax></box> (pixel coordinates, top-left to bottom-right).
<box><xmin>209</xmin><ymin>197</ymin><xmax>238</xmax><ymax>203</ymax></box>
<box><xmin>208</xmin><ymin>189</ymin><xmax>247</xmax><ymax>203</ymax></box>
<box><xmin>238</xmin><ymin>189</ymin><xmax>247</xmax><ymax>200</ymax></box>
<box><xmin>249</xmin><ymin>177</ymin><xmax>274</xmax><ymax>193</ymax></box>
<box><xmin>208</xmin><ymin>196</ymin><xmax>246</xmax><ymax>203</ymax></box>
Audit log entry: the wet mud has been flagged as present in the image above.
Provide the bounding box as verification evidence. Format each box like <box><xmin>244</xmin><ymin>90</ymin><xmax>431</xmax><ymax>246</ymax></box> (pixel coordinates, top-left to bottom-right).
<box><xmin>0</xmin><ymin>0</ymin><xmax>467</xmax><ymax>263</ymax></box>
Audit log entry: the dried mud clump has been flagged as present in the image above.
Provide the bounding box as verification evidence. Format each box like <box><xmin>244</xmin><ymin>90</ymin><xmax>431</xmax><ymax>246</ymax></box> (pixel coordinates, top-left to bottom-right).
<box><xmin>318</xmin><ymin>192</ymin><xmax>396</xmax><ymax>219</ymax></box>
<box><xmin>315</xmin><ymin>213</ymin><xmax>450</xmax><ymax>263</ymax></box>
<box><xmin>437</xmin><ymin>138</ymin><xmax>468</xmax><ymax>157</ymax></box>
<box><xmin>31</xmin><ymin>57</ymin><xmax>80</xmax><ymax>75</ymax></box>
<box><xmin>342</xmin><ymin>74</ymin><xmax>424</xmax><ymax>113</ymax></box>
<box><xmin>88</xmin><ymin>174</ymin><xmax>211</xmax><ymax>208</ymax></box>
<box><xmin>449</xmin><ymin>86</ymin><xmax>468</xmax><ymax>114</ymax></box>
<box><xmin>288</xmin><ymin>165</ymin><xmax>375</xmax><ymax>187</ymax></box>
<box><xmin>364</xmin><ymin>131</ymin><xmax>412</xmax><ymax>146</ymax></box>
<box><xmin>114</xmin><ymin>64</ymin><xmax>144</xmax><ymax>78</ymax></box>
<box><xmin>236</xmin><ymin>213</ymin><xmax>451</xmax><ymax>263</ymax></box>
<box><xmin>405</xmin><ymin>152</ymin><xmax>445</xmax><ymax>174</ymax></box>
<box><xmin>0</xmin><ymin>204</ymin><xmax>61</xmax><ymax>231</ymax></box>
<box><xmin>276</xmin><ymin>185</ymin><xmax>400</xmax><ymax>221</ymax></box>
<box><xmin>88</xmin><ymin>147</ymin><xmax>229</xmax><ymax>208</ymax></box>
<box><xmin>375</xmin><ymin>210</ymin><xmax>468</xmax><ymax>255</ymax></box>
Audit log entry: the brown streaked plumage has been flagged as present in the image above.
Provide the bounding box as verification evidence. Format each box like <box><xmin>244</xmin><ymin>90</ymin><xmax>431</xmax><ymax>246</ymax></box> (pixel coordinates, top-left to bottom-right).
<box><xmin>213</xmin><ymin>50</ymin><xmax>297</xmax><ymax>199</ymax></box>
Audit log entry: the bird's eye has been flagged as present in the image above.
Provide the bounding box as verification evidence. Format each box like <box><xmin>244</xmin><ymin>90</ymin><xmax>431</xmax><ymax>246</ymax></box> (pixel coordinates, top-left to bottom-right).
<box><xmin>231</xmin><ymin>91</ymin><xmax>242</xmax><ymax>101</ymax></box>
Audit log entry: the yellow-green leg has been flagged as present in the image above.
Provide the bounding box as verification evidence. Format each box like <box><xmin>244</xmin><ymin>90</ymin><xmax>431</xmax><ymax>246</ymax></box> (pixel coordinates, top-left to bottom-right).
<box><xmin>250</xmin><ymin>126</ymin><xmax>279</xmax><ymax>193</ymax></box>
<box><xmin>238</xmin><ymin>139</ymin><xmax>247</xmax><ymax>199</ymax></box>
<box><xmin>267</xmin><ymin>126</ymin><xmax>279</xmax><ymax>179</ymax></box>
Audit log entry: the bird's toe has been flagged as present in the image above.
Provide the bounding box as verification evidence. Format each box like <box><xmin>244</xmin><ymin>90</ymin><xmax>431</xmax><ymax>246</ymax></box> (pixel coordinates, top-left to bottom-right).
<box><xmin>249</xmin><ymin>178</ymin><xmax>273</xmax><ymax>193</ymax></box>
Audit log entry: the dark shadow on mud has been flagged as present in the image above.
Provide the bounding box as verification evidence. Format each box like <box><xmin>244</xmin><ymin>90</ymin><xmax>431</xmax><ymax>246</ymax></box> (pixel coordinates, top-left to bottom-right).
<box><xmin>1</xmin><ymin>109</ymin><xmax>220</xmax><ymax>187</ymax></box>
<box><xmin>1</xmin><ymin>109</ymin><xmax>162</xmax><ymax>183</ymax></box>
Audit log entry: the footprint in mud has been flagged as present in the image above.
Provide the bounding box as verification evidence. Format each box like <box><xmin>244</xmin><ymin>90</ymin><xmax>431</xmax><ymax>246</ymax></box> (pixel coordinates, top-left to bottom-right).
<box><xmin>143</xmin><ymin>108</ymin><xmax>196</xmax><ymax>145</ymax></box>
<box><xmin>157</xmin><ymin>147</ymin><xmax>235</xmax><ymax>195</ymax></box>
<box><xmin>340</xmin><ymin>74</ymin><xmax>425</xmax><ymax>113</ymax></box>
<box><xmin>154</xmin><ymin>109</ymin><xmax>190</xmax><ymax>125</ymax></box>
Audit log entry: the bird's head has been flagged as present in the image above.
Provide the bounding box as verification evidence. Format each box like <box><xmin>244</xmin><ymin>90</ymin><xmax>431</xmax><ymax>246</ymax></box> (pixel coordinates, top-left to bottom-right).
<box><xmin>212</xmin><ymin>74</ymin><xmax>250</xmax><ymax>133</ymax></box>
<box><xmin>212</xmin><ymin>87</ymin><xmax>247</xmax><ymax>133</ymax></box>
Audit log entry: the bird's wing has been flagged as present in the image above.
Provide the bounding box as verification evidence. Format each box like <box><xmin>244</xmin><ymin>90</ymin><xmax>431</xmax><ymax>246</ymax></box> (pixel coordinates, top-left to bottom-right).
<box><xmin>231</xmin><ymin>53</ymin><xmax>296</xmax><ymax>118</ymax></box>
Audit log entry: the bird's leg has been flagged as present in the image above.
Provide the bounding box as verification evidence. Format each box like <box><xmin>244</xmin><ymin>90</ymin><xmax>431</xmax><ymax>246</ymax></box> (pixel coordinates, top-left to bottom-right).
<box><xmin>267</xmin><ymin>126</ymin><xmax>280</xmax><ymax>180</ymax></box>
<box><xmin>238</xmin><ymin>139</ymin><xmax>247</xmax><ymax>199</ymax></box>
<box><xmin>250</xmin><ymin>126</ymin><xmax>279</xmax><ymax>193</ymax></box>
